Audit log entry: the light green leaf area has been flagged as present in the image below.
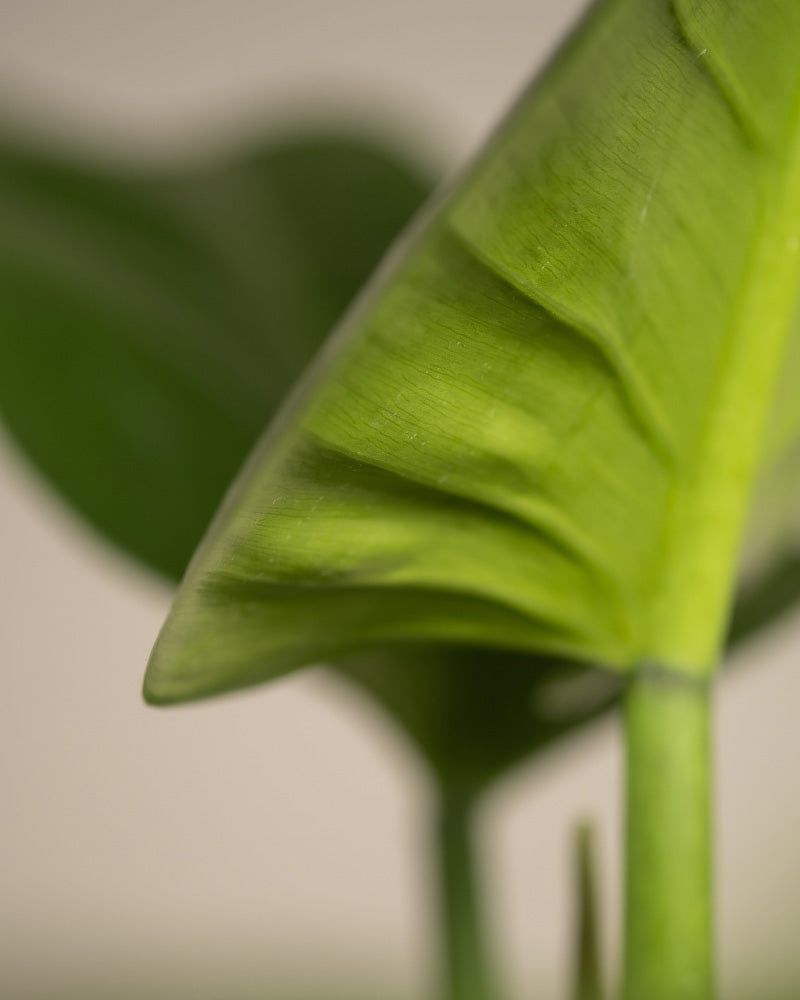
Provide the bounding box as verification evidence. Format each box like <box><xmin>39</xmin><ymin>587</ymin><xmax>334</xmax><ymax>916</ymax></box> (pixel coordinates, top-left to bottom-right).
<box><xmin>683</xmin><ymin>0</ymin><xmax>800</xmax><ymax>641</ymax></box>
<box><xmin>0</xmin><ymin>133</ymin><xmax>432</xmax><ymax>579</ymax></box>
<box><xmin>146</xmin><ymin>0</ymin><xmax>800</xmax><ymax>705</ymax></box>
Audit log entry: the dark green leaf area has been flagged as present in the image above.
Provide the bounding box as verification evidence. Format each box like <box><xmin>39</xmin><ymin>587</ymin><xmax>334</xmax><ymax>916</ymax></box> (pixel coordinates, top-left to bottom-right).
<box><xmin>0</xmin><ymin>135</ymin><xmax>433</xmax><ymax>578</ymax></box>
<box><xmin>729</xmin><ymin>554</ymin><xmax>800</xmax><ymax>648</ymax></box>
<box><xmin>339</xmin><ymin>647</ymin><xmax>621</xmax><ymax>792</ymax></box>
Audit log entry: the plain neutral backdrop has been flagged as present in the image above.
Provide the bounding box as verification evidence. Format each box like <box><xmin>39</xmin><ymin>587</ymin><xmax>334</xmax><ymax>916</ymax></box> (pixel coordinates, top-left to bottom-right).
<box><xmin>1</xmin><ymin>3</ymin><xmax>800</xmax><ymax>998</ymax></box>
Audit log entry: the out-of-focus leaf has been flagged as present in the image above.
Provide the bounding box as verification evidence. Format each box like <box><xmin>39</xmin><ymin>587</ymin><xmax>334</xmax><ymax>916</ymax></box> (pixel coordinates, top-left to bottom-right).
<box><xmin>0</xmin><ymin>132</ymin><xmax>433</xmax><ymax>578</ymax></box>
<box><xmin>145</xmin><ymin>0</ymin><xmax>800</xmax><ymax>707</ymax></box>
<box><xmin>729</xmin><ymin>555</ymin><xmax>800</xmax><ymax>647</ymax></box>
<box><xmin>339</xmin><ymin>647</ymin><xmax>621</xmax><ymax>790</ymax></box>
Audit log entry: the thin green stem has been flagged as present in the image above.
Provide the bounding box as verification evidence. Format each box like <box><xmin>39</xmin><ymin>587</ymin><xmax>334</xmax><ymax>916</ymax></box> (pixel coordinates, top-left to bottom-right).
<box><xmin>438</xmin><ymin>785</ymin><xmax>494</xmax><ymax>1000</ymax></box>
<box><xmin>573</xmin><ymin>821</ymin><xmax>603</xmax><ymax>1000</ymax></box>
<box><xmin>623</xmin><ymin>666</ymin><xmax>713</xmax><ymax>1000</ymax></box>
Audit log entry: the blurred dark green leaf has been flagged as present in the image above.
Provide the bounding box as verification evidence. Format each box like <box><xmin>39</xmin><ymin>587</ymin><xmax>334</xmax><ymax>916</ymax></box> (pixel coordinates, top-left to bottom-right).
<box><xmin>339</xmin><ymin>647</ymin><xmax>621</xmax><ymax>791</ymax></box>
<box><xmin>0</xmin><ymin>131</ymin><xmax>433</xmax><ymax>578</ymax></box>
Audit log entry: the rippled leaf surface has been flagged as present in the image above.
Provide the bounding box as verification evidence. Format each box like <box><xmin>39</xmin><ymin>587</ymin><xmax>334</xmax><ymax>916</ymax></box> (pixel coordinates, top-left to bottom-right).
<box><xmin>147</xmin><ymin>0</ymin><xmax>800</xmax><ymax>705</ymax></box>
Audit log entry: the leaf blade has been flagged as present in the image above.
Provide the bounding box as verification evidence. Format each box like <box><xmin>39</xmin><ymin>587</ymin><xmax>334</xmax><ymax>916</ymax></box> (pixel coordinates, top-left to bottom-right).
<box><xmin>147</xmin><ymin>0</ymin><xmax>800</xmax><ymax>704</ymax></box>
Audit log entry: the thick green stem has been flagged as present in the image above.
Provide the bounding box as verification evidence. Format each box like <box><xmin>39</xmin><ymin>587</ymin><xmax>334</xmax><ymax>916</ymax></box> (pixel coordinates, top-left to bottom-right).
<box><xmin>623</xmin><ymin>667</ymin><xmax>713</xmax><ymax>1000</ymax></box>
<box><xmin>438</xmin><ymin>786</ymin><xmax>494</xmax><ymax>1000</ymax></box>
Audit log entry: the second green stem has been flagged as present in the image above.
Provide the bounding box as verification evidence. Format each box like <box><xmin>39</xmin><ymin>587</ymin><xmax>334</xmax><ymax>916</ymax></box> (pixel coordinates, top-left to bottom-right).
<box><xmin>439</xmin><ymin>785</ymin><xmax>494</xmax><ymax>1000</ymax></box>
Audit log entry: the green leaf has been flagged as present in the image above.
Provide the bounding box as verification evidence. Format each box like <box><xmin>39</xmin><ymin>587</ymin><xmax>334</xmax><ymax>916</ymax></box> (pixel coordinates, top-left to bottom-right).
<box><xmin>0</xmin><ymin>91</ymin><xmax>795</xmax><ymax>793</ymax></box>
<box><xmin>0</xmin><ymin>125</ymin><xmax>621</xmax><ymax>796</ymax></box>
<box><xmin>146</xmin><ymin>0</ymin><xmax>800</xmax><ymax>707</ymax></box>
<box><xmin>339</xmin><ymin>647</ymin><xmax>621</xmax><ymax>790</ymax></box>
<box><xmin>0</xmin><ymin>131</ymin><xmax>433</xmax><ymax>579</ymax></box>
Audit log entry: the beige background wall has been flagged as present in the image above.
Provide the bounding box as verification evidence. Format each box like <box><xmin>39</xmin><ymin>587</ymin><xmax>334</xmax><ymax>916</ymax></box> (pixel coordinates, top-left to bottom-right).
<box><xmin>1</xmin><ymin>3</ymin><xmax>799</xmax><ymax>998</ymax></box>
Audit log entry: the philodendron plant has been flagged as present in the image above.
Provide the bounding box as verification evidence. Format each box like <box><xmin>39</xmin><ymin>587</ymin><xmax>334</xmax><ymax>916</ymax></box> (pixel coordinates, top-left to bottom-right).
<box><xmin>144</xmin><ymin>1</ymin><xmax>800</xmax><ymax>998</ymax></box>
<box><xmin>3</xmin><ymin>0</ymin><xmax>800</xmax><ymax>998</ymax></box>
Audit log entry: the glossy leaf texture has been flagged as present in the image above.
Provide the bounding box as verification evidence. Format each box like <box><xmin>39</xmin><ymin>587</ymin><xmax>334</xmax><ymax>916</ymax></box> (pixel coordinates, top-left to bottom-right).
<box><xmin>0</xmin><ymin>131</ymin><xmax>432</xmax><ymax>578</ymax></box>
<box><xmin>146</xmin><ymin>0</ymin><xmax>800</xmax><ymax>705</ymax></box>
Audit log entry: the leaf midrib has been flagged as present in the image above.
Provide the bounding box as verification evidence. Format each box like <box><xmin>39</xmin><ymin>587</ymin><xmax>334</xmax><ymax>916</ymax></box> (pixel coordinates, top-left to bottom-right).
<box><xmin>645</xmin><ymin>81</ymin><xmax>800</xmax><ymax>674</ymax></box>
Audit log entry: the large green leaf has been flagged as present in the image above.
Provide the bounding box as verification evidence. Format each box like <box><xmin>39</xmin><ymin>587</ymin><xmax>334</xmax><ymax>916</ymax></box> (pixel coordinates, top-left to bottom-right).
<box><xmin>0</xmin><ymin>125</ymin><xmax>615</xmax><ymax>787</ymax></box>
<box><xmin>0</xmin><ymin>96</ymin><xmax>797</xmax><ymax>795</ymax></box>
<box><xmin>146</xmin><ymin>0</ymin><xmax>800</xmax><ymax>706</ymax></box>
<box><xmin>0</xmin><ymin>131</ymin><xmax>432</xmax><ymax>578</ymax></box>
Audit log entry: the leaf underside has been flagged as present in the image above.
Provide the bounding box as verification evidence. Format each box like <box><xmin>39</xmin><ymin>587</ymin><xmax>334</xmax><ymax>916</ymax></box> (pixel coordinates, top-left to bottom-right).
<box><xmin>146</xmin><ymin>0</ymin><xmax>800</xmax><ymax>706</ymax></box>
<box><xmin>0</xmin><ymin>26</ymin><xmax>798</xmax><ymax>787</ymax></box>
